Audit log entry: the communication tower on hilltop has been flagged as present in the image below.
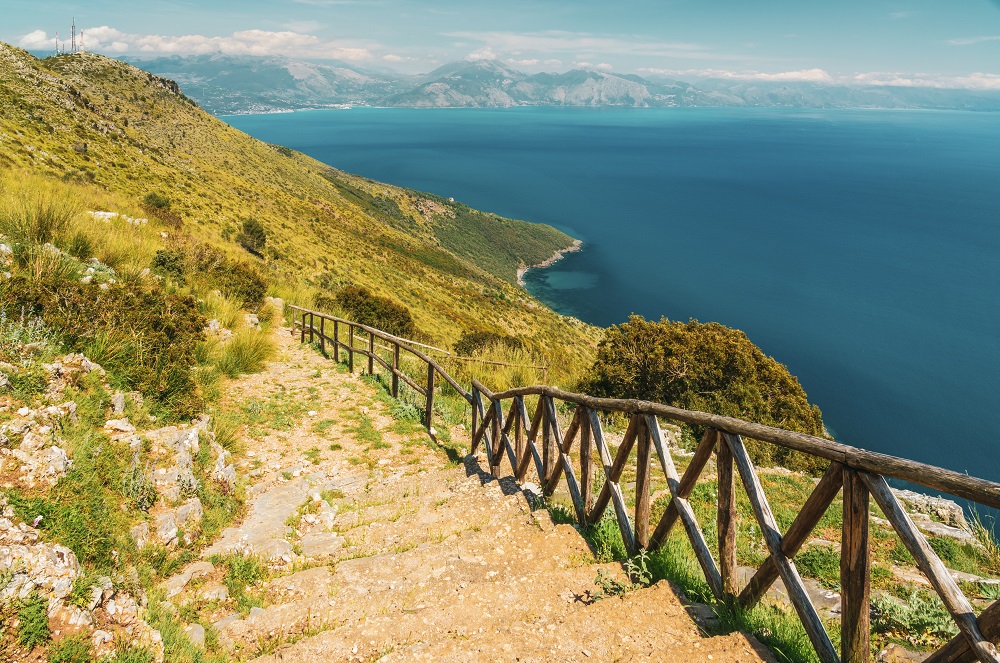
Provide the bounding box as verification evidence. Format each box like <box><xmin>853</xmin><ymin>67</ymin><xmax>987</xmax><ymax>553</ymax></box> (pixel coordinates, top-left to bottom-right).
<box><xmin>71</xmin><ymin>18</ymin><xmax>76</xmax><ymax>53</ymax></box>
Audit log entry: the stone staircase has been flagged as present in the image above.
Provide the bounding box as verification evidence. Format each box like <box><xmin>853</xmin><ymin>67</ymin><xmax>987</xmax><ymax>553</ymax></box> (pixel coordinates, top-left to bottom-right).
<box><xmin>159</xmin><ymin>328</ymin><xmax>773</xmax><ymax>662</ymax></box>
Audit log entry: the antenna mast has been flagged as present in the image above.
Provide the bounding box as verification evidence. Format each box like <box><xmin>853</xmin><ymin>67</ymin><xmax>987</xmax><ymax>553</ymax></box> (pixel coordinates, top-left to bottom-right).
<box><xmin>71</xmin><ymin>18</ymin><xmax>76</xmax><ymax>53</ymax></box>
<box><xmin>55</xmin><ymin>31</ymin><xmax>60</xmax><ymax>55</ymax></box>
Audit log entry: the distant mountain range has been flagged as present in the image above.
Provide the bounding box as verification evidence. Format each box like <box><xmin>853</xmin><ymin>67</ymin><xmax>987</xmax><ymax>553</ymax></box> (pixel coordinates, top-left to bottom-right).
<box><xmin>112</xmin><ymin>54</ymin><xmax>1000</xmax><ymax>115</ymax></box>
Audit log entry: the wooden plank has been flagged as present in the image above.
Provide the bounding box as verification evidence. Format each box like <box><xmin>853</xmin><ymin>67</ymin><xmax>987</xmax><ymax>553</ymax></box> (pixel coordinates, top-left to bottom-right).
<box><xmin>497</xmin><ymin>402</ymin><xmax>520</xmax><ymax>476</ymax></box>
<box><xmin>300</xmin><ymin>310</ymin><xmax>306</xmax><ymax>343</ymax></box>
<box><xmin>926</xmin><ymin>599</ymin><xmax>1000</xmax><ymax>663</ymax></box>
<box><xmin>841</xmin><ymin>469</ymin><xmax>871</xmax><ymax>663</ymax></box>
<box><xmin>543</xmin><ymin>403</ymin><xmax>581</xmax><ymax>493</ymax></box>
<box><xmin>861</xmin><ymin>473</ymin><xmax>1000</xmax><ymax>663</ymax></box>
<box><xmin>391</xmin><ymin>343</ymin><xmax>399</xmax><ymax>397</ymax></box>
<box><xmin>514</xmin><ymin>398</ymin><xmax>524</xmax><ymax>465</ymax></box>
<box><xmin>646</xmin><ymin>417</ymin><xmax>723</xmax><ymax>600</ymax></box>
<box><xmin>649</xmin><ymin>429</ymin><xmax>718</xmax><ymax>547</ymax></box>
<box><xmin>348</xmin><ymin>325</ymin><xmax>355</xmax><ymax>373</ymax></box>
<box><xmin>634</xmin><ymin>417</ymin><xmax>653</xmax><ymax>550</ymax></box>
<box><xmin>724</xmin><ymin>433</ymin><xmax>839</xmax><ymax>663</ymax></box>
<box><xmin>581</xmin><ymin>407</ymin><xmax>594</xmax><ymax>514</ymax></box>
<box><xmin>515</xmin><ymin>396</ymin><xmax>545</xmax><ymax>483</ymax></box>
<box><xmin>740</xmin><ymin>463</ymin><xmax>844</xmax><ymax>608</ymax></box>
<box><xmin>367</xmin><ymin>332</ymin><xmax>374</xmax><ymax>375</ymax></box>
<box><xmin>425</xmin><ymin>362</ymin><xmax>435</xmax><ymax>430</ymax></box>
<box><xmin>490</xmin><ymin>399</ymin><xmax>502</xmax><ymax>475</ymax></box>
<box><xmin>309</xmin><ymin>313</ymin><xmax>314</xmax><ymax>344</ymax></box>
<box><xmin>471</xmin><ymin>397</ymin><xmax>493</xmax><ymax>454</ymax></box>
<box><xmin>588</xmin><ymin>413</ymin><xmax>640</xmax><ymax>524</ymax></box>
<box><xmin>320</xmin><ymin>316</ymin><xmax>325</xmax><ymax>354</ymax></box>
<box><xmin>333</xmin><ymin>320</ymin><xmax>339</xmax><ymax>361</ymax></box>
<box><xmin>586</xmin><ymin>409</ymin><xmax>638</xmax><ymax>555</ymax></box>
<box><xmin>562</xmin><ymin>449</ymin><xmax>587</xmax><ymax>526</ymax></box>
<box><xmin>717</xmin><ymin>431</ymin><xmax>738</xmax><ymax>599</ymax></box>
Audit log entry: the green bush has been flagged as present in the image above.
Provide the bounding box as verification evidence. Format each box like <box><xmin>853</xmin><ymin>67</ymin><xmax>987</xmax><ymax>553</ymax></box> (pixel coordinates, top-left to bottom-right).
<box><xmin>151</xmin><ymin>248</ymin><xmax>186</xmax><ymax>282</ymax></box>
<box><xmin>583</xmin><ymin>315</ymin><xmax>827</xmax><ymax>473</ymax></box>
<box><xmin>334</xmin><ymin>285</ymin><xmax>415</xmax><ymax>338</ymax></box>
<box><xmin>190</xmin><ymin>245</ymin><xmax>266</xmax><ymax>306</ymax></box>
<box><xmin>236</xmin><ymin>218</ymin><xmax>267</xmax><ymax>256</ymax></box>
<box><xmin>0</xmin><ymin>276</ymin><xmax>206</xmax><ymax>417</ymax></box>
<box><xmin>142</xmin><ymin>192</ymin><xmax>170</xmax><ymax>209</ymax></box>
<box><xmin>16</xmin><ymin>591</ymin><xmax>50</xmax><ymax>650</ymax></box>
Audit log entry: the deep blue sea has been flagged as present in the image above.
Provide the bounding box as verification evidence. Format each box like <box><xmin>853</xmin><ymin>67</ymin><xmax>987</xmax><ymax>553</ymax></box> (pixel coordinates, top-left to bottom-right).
<box><xmin>226</xmin><ymin>107</ymin><xmax>1000</xmax><ymax>486</ymax></box>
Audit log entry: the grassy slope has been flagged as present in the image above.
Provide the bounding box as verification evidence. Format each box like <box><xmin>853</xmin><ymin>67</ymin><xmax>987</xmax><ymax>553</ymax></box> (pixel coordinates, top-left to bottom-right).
<box><xmin>0</xmin><ymin>43</ymin><xmax>599</xmax><ymax>379</ymax></box>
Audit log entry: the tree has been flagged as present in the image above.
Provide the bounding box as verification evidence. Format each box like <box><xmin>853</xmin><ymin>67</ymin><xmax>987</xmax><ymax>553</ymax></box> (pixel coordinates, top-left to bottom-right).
<box><xmin>582</xmin><ymin>315</ymin><xmax>827</xmax><ymax>472</ymax></box>
<box><xmin>236</xmin><ymin>218</ymin><xmax>267</xmax><ymax>256</ymax></box>
<box><xmin>334</xmin><ymin>285</ymin><xmax>416</xmax><ymax>338</ymax></box>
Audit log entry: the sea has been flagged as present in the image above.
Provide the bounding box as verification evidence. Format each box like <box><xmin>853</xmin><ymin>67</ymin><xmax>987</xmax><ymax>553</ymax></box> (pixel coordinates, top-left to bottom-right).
<box><xmin>225</xmin><ymin>107</ymin><xmax>1000</xmax><ymax>490</ymax></box>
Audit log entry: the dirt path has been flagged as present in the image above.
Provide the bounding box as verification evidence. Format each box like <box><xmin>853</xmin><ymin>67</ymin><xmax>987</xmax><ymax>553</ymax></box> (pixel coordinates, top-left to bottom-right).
<box><xmin>163</xmin><ymin>324</ymin><xmax>774</xmax><ymax>662</ymax></box>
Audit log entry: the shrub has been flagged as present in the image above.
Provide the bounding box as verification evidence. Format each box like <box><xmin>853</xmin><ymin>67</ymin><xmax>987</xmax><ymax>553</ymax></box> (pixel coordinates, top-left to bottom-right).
<box><xmin>151</xmin><ymin>248</ymin><xmax>186</xmax><ymax>281</ymax></box>
<box><xmin>16</xmin><ymin>591</ymin><xmax>50</xmax><ymax>650</ymax></box>
<box><xmin>190</xmin><ymin>245</ymin><xmax>267</xmax><ymax>306</ymax></box>
<box><xmin>334</xmin><ymin>285</ymin><xmax>415</xmax><ymax>338</ymax></box>
<box><xmin>142</xmin><ymin>192</ymin><xmax>170</xmax><ymax>209</ymax></box>
<box><xmin>236</xmin><ymin>218</ymin><xmax>267</xmax><ymax>256</ymax></box>
<box><xmin>796</xmin><ymin>545</ymin><xmax>840</xmax><ymax>588</ymax></box>
<box><xmin>583</xmin><ymin>315</ymin><xmax>827</xmax><ymax>473</ymax></box>
<box><xmin>453</xmin><ymin>330</ymin><xmax>523</xmax><ymax>357</ymax></box>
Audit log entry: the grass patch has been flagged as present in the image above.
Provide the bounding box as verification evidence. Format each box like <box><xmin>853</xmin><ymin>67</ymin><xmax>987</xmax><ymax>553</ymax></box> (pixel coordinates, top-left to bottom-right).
<box><xmin>215</xmin><ymin>328</ymin><xmax>274</xmax><ymax>378</ymax></box>
<box><xmin>16</xmin><ymin>591</ymin><xmax>50</xmax><ymax>650</ymax></box>
<box><xmin>213</xmin><ymin>553</ymin><xmax>267</xmax><ymax>615</ymax></box>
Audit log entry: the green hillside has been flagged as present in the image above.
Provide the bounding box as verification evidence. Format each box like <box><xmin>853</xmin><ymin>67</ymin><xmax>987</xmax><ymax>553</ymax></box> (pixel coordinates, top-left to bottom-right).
<box><xmin>0</xmin><ymin>43</ymin><xmax>599</xmax><ymax>373</ymax></box>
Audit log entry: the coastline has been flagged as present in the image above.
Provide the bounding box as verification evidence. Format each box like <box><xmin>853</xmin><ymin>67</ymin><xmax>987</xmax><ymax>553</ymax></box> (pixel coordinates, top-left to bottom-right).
<box><xmin>517</xmin><ymin>239</ymin><xmax>583</xmax><ymax>287</ymax></box>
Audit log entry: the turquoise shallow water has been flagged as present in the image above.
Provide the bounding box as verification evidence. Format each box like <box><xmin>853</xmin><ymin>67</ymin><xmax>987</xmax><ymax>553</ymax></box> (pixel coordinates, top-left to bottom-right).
<box><xmin>226</xmin><ymin>107</ymin><xmax>1000</xmax><ymax>485</ymax></box>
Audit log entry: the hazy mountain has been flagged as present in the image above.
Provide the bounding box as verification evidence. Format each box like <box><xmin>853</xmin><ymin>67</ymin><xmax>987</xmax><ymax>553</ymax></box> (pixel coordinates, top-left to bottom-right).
<box><xmin>120</xmin><ymin>53</ymin><xmax>402</xmax><ymax>114</ymax></box>
<box><xmin>112</xmin><ymin>54</ymin><xmax>1000</xmax><ymax>113</ymax></box>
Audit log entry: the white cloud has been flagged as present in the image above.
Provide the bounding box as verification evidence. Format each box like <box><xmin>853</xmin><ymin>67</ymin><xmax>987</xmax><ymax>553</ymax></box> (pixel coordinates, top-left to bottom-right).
<box><xmin>639</xmin><ymin>67</ymin><xmax>832</xmax><ymax>83</ymax></box>
<box><xmin>18</xmin><ymin>30</ymin><xmax>54</xmax><ymax>50</ymax></box>
<box><xmin>506</xmin><ymin>58</ymin><xmax>539</xmax><ymax>66</ymax></box>
<box><xmin>16</xmin><ymin>26</ymin><xmax>376</xmax><ymax>60</ymax></box>
<box><xmin>383</xmin><ymin>53</ymin><xmax>413</xmax><ymax>62</ymax></box>
<box><xmin>638</xmin><ymin>66</ymin><xmax>1000</xmax><ymax>91</ymax></box>
<box><xmin>594</xmin><ymin>62</ymin><xmax>613</xmax><ymax>71</ymax></box>
<box><xmin>444</xmin><ymin>30</ymin><xmax>726</xmax><ymax>61</ymax></box>
<box><xmin>946</xmin><ymin>35</ymin><xmax>1000</xmax><ymax>46</ymax></box>
<box><xmin>465</xmin><ymin>47</ymin><xmax>497</xmax><ymax>61</ymax></box>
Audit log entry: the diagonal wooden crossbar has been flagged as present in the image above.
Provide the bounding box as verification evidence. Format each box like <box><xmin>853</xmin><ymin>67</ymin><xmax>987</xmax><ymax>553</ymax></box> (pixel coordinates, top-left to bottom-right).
<box><xmin>861</xmin><ymin>473</ymin><xmax>1000</xmax><ymax>663</ymax></box>
<box><xmin>648</xmin><ymin>428</ymin><xmax>717</xmax><ymax>549</ymax></box>
<box><xmin>739</xmin><ymin>462</ymin><xmax>844</xmax><ymax>608</ymax></box>
<box><xmin>927</xmin><ymin>598</ymin><xmax>1000</xmax><ymax>663</ymax></box>
<box><xmin>587</xmin><ymin>410</ymin><xmax>639</xmax><ymax>555</ymax></box>
<box><xmin>514</xmin><ymin>395</ymin><xmax>546</xmax><ymax>484</ymax></box>
<box><xmin>646</xmin><ymin>418</ymin><xmax>724</xmax><ymax>600</ymax></box>
<box><xmin>724</xmin><ymin>432</ymin><xmax>840</xmax><ymax>663</ymax></box>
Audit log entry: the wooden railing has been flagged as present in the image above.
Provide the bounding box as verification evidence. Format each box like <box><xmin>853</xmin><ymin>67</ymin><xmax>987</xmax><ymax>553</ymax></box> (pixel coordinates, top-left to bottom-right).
<box><xmin>289</xmin><ymin>305</ymin><xmax>1000</xmax><ymax>663</ymax></box>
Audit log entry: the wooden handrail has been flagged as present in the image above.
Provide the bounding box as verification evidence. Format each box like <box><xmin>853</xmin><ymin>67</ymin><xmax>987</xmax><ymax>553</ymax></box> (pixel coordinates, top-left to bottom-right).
<box><xmin>290</xmin><ymin>306</ymin><xmax>1000</xmax><ymax>663</ymax></box>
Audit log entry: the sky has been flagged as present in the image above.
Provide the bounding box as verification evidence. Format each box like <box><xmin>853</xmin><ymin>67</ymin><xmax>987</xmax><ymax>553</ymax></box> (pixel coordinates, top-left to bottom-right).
<box><xmin>4</xmin><ymin>0</ymin><xmax>1000</xmax><ymax>88</ymax></box>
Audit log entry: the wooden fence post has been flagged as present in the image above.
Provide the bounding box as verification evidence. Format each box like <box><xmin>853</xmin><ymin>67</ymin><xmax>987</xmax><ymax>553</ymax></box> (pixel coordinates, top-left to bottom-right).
<box><xmin>319</xmin><ymin>317</ymin><xmax>325</xmax><ymax>355</ymax></box>
<box><xmin>842</xmin><ymin>468</ymin><xmax>871</xmax><ymax>663</ymax></box>
<box><xmin>333</xmin><ymin>320</ymin><xmax>340</xmax><ymax>362</ymax></box>
<box><xmin>368</xmin><ymin>332</ymin><xmax>374</xmax><ymax>375</ymax></box>
<box><xmin>635</xmin><ymin>418</ymin><xmax>652</xmax><ymax>549</ymax></box>
<box><xmin>718</xmin><ymin>431</ymin><xmax>738</xmax><ymax>600</ymax></box>
<box><xmin>348</xmin><ymin>325</ymin><xmax>354</xmax><ymax>373</ymax></box>
<box><xmin>580</xmin><ymin>407</ymin><xmax>593</xmax><ymax>513</ymax></box>
<box><xmin>425</xmin><ymin>363</ymin><xmax>435</xmax><ymax>429</ymax></box>
<box><xmin>299</xmin><ymin>309</ymin><xmax>306</xmax><ymax>343</ymax></box>
<box><xmin>309</xmin><ymin>312</ymin><xmax>314</xmax><ymax>344</ymax></box>
<box><xmin>392</xmin><ymin>343</ymin><xmax>400</xmax><ymax>397</ymax></box>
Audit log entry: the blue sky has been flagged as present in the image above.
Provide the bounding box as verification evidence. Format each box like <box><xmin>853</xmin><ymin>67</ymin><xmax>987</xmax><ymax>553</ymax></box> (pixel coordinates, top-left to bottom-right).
<box><xmin>5</xmin><ymin>1</ymin><xmax>1000</xmax><ymax>88</ymax></box>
